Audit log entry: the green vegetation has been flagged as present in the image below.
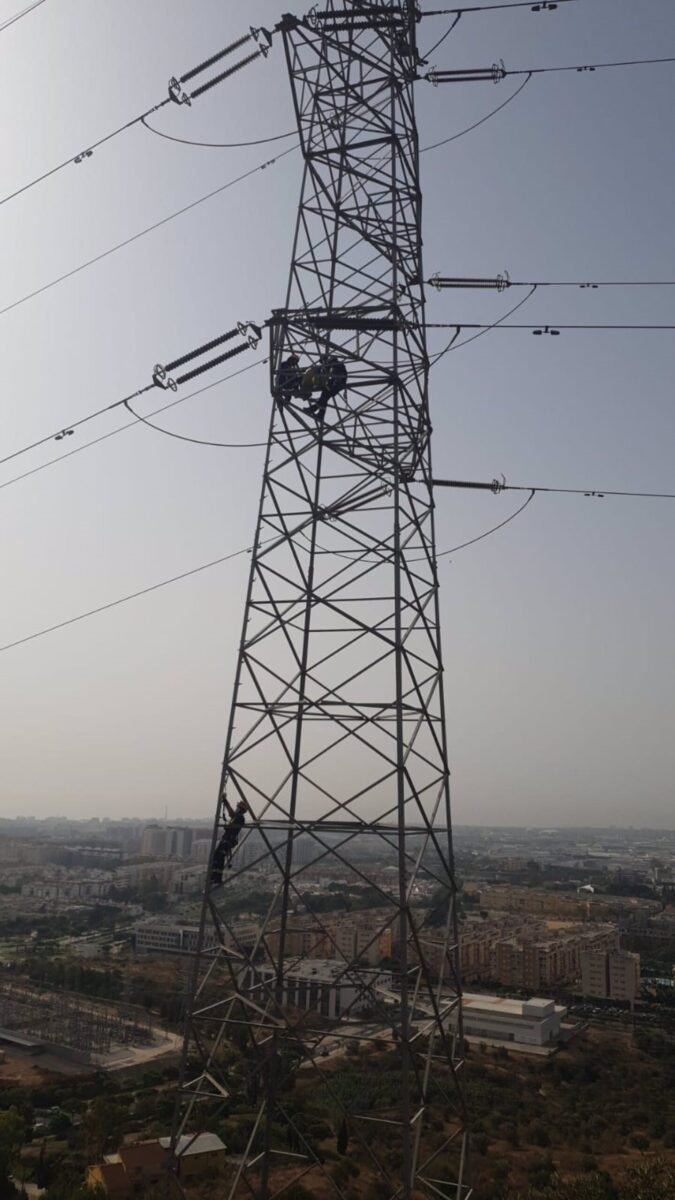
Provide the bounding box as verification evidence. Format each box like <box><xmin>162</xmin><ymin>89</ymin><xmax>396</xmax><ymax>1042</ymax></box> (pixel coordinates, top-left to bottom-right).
<box><xmin>510</xmin><ymin>1157</ymin><xmax>675</xmax><ymax>1200</ymax></box>
<box><xmin>0</xmin><ymin>1108</ymin><xmax>25</xmax><ymax>1197</ymax></box>
<box><xmin>18</xmin><ymin>958</ymin><xmax>124</xmax><ymax>1001</ymax></box>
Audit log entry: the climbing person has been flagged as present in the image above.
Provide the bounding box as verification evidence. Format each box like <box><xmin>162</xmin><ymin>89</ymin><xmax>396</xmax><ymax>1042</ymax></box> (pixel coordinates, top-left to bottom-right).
<box><xmin>308</xmin><ymin>356</ymin><xmax>347</xmax><ymax>420</ymax></box>
<box><xmin>275</xmin><ymin>353</ymin><xmax>302</xmax><ymax>407</ymax></box>
<box><xmin>299</xmin><ymin>361</ymin><xmax>324</xmax><ymax>403</ymax></box>
<box><xmin>210</xmin><ymin>797</ymin><xmax>249</xmax><ymax>884</ymax></box>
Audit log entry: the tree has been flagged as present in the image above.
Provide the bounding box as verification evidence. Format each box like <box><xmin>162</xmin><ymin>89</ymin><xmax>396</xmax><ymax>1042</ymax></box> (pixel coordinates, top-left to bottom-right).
<box><xmin>336</xmin><ymin>1118</ymin><xmax>349</xmax><ymax>1156</ymax></box>
<box><xmin>81</xmin><ymin>1097</ymin><xmax>124</xmax><ymax>1160</ymax></box>
<box><xmin>35</xmin><ymin>1141</ymin><xmax>48</xmax><ymax>1189</ymax></box>
<box><xmin>0</xmin><ymin>1108</ymin><xmax>26</xmax><ymax>1197</ymax></box>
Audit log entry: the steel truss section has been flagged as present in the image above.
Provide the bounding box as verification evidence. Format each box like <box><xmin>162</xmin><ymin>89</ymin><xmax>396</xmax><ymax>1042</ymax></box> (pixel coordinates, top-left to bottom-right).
<box><xmin>171</xmin><ymin>4</ymin><xmax>469</xmax><ymax>1198</ymax></box>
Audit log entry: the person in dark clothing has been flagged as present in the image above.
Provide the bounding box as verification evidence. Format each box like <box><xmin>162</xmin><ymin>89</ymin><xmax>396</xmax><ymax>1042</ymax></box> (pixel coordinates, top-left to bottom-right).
<box><xmin>307</xmin><ymin>356</ymin><xmax>347</xmax><ymax>420</ymax></box>
<box><xmin>210</xmin><ymin>798</ymin><xmax>248</xmax><ymax>884</ymax></box>
<box><xmin>275</xmin><ymin>354</ymin><xmax>302</xmax><ymax>407</ymax></box>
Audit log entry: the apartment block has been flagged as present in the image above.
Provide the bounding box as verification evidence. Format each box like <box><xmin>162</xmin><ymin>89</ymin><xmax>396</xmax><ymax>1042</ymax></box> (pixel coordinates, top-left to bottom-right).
<box><xmin>580</xmin><ymin>948</ymin><xmax>640</xmax><ymax>1002</ymax></box>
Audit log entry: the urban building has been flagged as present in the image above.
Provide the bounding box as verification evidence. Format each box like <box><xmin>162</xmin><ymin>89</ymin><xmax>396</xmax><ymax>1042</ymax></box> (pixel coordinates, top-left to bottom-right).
<box><xmin>140</xmin><ymin>824</ymin><xmax>193</xmax><ymax>859</ymax></box>
<box><xmin>170</xmin><ymin>865</ymin><xmax>205</xmax><ymax>896</ymax></box>
<box><xmin>114</xmin><ymin>861</ymin><xmax>176</xmax><ymax>889</ymax></box>
<box><xmin>134</xmin><ymin>920</ymin><xmax>217</xmax><ymax>956</ymax></box>
<box><xmin>449</xmin><ymin>994</ymin><xmax>567</xmax><ymax>1049</ymax></box>
<box><xmin>294</xmin><ymin>836</ymin><xmax>316</xmax><ymax>867</ymax></box>
<box><xmin>480</xmin><ymin>884</ymin><xmax>659</xmax><ymax>923</ymax></box>
<box><xmin>86</xmin><ymin>1132</ymin><xmax>226</xmax><ymax>1195</ymax></box>
<box><xmin>423</xmin><ymin>919</ymin><xmax>618</xmax><ymax>988</ymax></box>
<box><xmin>334</xmin><ymin>913</ymin><xmax>393</xmax><ymax>966</ymax></box>
<box><xmin>580</xmin><ymin>948</ymin><xmax>641</xmax><ymax>1002</ymax></box>
<box><xmin>266</xmin><ymin>909</ymin><xmax>394</xmax><ymax>967</ymax></box>
<box><xmin>191</xmin><ymin>837</ymin><xmax>212</xmax><ymax>864</ymax></box>
<box><xmin>258</xmin><ymin>959</ymin><xmax>392</xmax><ymax>1020</ymax></box>
<box><xmin>20</xmin><ymin>871</ymin><xmax>112</xmax><ymax>902</ymax></box>
<box><xmin>133</xmin><ymin>918</ymin><xmax>259</xmax><ymax>956</ymax></box>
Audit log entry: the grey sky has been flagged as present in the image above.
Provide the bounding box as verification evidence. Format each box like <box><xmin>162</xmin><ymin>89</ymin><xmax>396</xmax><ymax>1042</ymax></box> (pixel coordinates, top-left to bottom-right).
<box><xmin>1</xmin><ymin>0</ymin><xmax>674</xmax><ymax>827</ymax></box>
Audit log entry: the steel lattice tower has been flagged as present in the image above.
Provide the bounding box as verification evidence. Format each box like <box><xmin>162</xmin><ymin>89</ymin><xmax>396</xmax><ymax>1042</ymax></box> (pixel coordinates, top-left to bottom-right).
<box><xmin>171</xmin><ymin>4</ymin><xmax>469</xmax><ymax>1198</ymax></box>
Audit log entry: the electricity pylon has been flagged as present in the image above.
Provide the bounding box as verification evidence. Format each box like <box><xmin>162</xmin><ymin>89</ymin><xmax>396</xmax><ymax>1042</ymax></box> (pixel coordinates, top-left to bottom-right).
<box><xmin>171</xmin><ymin>4</ymin><xmax>469</xmax><ymax>1198</ymax></box>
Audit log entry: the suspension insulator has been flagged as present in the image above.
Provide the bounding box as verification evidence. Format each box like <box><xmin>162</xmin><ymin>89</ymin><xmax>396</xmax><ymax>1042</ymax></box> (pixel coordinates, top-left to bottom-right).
<box><xmin>165</xmin><ymin>328</ymin><xmax>240</xmax><ymax>374</ymax></box>
<box><xmin>309</xmin><ymin>317</ymin><xmax>400</xmax><ymax>332</ymax></box>
<box><xmin>180</xmin><ymin>33</ymin><xmax>252</xmax><ymax>85</ymax></box>
<box><xmin>190</xmin><ymin>51</ymin><xmax>262</xmax><ymax>101</ymax></box>
<box><xmin>176</xmin><ymin>342</ymin><xmax>250</xmax><ymax>386</ymax></box>
<box><xmin>429</xmin><ymin>274</ymin><xmax>511</xmax><ymax>292</ymax></box>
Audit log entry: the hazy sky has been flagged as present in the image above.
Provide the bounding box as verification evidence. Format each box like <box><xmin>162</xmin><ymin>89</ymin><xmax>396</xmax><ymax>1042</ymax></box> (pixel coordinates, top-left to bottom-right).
<box><xmin>1</xmin><ymin>0</ymin><xmax>674</xmax><ymax>827</ymax></box>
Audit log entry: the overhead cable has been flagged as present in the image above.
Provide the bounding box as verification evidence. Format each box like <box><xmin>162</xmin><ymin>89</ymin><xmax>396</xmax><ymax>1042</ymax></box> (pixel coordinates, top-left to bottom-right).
<box><xmin>0</xmin><ymin>103</ymin><xmax>171</xmax><ymax>212</ymax></box>
<box><xmin>433</xmin><ymin>477</ymin><xmax>675</xmax><ymax>500</ymax></box>
<box><xmin>0</xmin><ymin>493</ymin><xmax>535</xmax><ymax>654</ymax></box>
<box><xmin>429</xmin><ymin>283</ymin><xmax>538</xmax><ymax>361</ymax></box>
<box><xmin>512</xmin><ymin>54</ymin><xmax>675</xmax><ymax>77</ymax></box>
<box><xmin>420</xmin><ymin>73</ymin><xmax>532</xmax><ymax>152</ymax></box>
<box><xmin>429</xmin><ymin>273</ymin><xmax>675</xmax><ymax>290</ymax></box>
<box><xmin>422</xmin><ymin>1</ymin><xmax>575</xmax><ymax>14</ymax></box>
<box><xmin>9</xmin><ymin>466</ymin><xmax>675</xmax><ymax>656</ymax></box>
<box><xmin>0</xmin><ymin>21</ymin><xmax>280</xmax><ymax>211</ymax></box>
<box><xmin>424</xmin><ymin>12</ymin><xmax>462</xmax><ymax>61</ymax></box>
<box><xmin>0</xmin><ymin>543</ymin><xmax>262</xmax><ymax>656</ymax></box>
<box><xmin>139</xmin><ymin>119</ymin><xmax>296</xmax><ymax>149</ymax></box>
<box><xmin>0</xmin><ymin>0</ymin><xmax>47</xmax><ymax>32</ymax></box>
<box><xmin>0</xmin><ymin>279</ymin><xmax>526</xmax><ymax>491</ymax></box>
<box><xmin>436</xmin><ymin>490</ymin><xmax>536</xmax><ymax>557</ymax></box>
<box><xmin>0</xmin><ymin>146</ymin><xmax>297</xmax><ymax>325</ymax></box>
<box><xmin>0</xmin><ymin>359</ymin><xmax>267</xmax><ymax>495</ymax></box>
<box><xmin>0</xmin><ymin>384</ymin><xmax>155</xmax><ymax>471</ymax></box>
<box><xmin>0</xmin><ymin>322</ymin><xmax>263</xmax><ymax>471</ymax></box>
<box><xmin>124</xmin><ymin>397</ymin><xmax>271</xmax><ymax>450</ymax></box>
<box><xmin>426</xmin><ymin>321</ymin><xmax>675</xmax><ymax>332</ymax></box>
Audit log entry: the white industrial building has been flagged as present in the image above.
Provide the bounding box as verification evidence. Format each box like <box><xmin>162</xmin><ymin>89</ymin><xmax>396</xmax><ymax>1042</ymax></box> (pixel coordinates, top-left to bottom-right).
<box><xmin>449</xmin><ymin>993</ymin><xmax>567</xmax><ymax>1048</ymax></box>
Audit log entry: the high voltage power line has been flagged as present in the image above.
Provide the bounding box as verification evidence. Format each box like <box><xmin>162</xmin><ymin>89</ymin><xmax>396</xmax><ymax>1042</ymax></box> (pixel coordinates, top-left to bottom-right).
<box><xmin>3</xmin><ymin>19</ymin><xmax>673</xmax><ymax>214</ymax></box>
<box><xmin>3</xmin><ymin>52</ymin><xmax>669</xmax><ymax>327</ymax></box>
<box><xmin>433</xmin><ymin>477</ymin><xmax>675</xmax><ymax>499</ymax></box>
<box><xmin>429</xmin><ymin>273</ymin><xmax>675</xmax><ymax>289</ymax></box>
<box><xmin>4</xmin><ymin>471</ymin><xmax>675</xmax><ymax>657</ymax></box>
<box><xmin>422</xmin><ymin>0</ymin><xmax>575</xmax><ymax>57</ymax></box>
<box><xmin>0</xmin><ymin>359</ymin><xmax>267</xmax><ymax>495</ymax></box>
<box><xmin>0</xmin><ymin>0</ymin><xmax>47</xmax><ymax>33</ymax></box>
<box><xmin>0</xmin><ymin>22</ymin><xmax>281</xmax><ymax>210</ymax></box>
<box><xmin>0</xmin><ymin>321</ymin><xmax>264</xmax><ymax>471</ymax></box>
<box><xmin>4</xmin><ymin>309</ymin><xmax>673</xmax><ymax>477</ymax></box>
<box><xmin>0</xmin><ymin>543</ymin><xmax>263</xmax><ymax>656</ymax></box>
<box><xmin>420</xmin><ymin>72</ymin><xmax>532</xmax><ymax>150</ymax></box>
<box><xmin>422</xmin><ymin>1</ymin><xmax>577</xmax><ymax>14</ymax></box>
<box><xmin>0</xmin><ymin>147</ymin><xmax>297</xmax><ymax>324</ymax></box>
<box><xmin>139</xmin><ymin>118</ymin><xmax>296</xmax><ymax>149</ymax></box>
<box><xmin>426</xmin><ymin>54</ymin><xmax>675</xmax><ymax>85</ymax></box>
<box><xmin>426</xmin><ymin>322</ymin><xmax>675</xmax><ymax>331</ymax></box>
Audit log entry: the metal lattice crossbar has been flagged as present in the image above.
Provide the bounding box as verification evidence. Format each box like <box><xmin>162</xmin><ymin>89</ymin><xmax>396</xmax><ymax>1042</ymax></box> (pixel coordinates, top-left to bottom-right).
<box><xmin>171</xmin><ymin>5</ymin><xmax>469</xmax><ymax>1198</ymax></box>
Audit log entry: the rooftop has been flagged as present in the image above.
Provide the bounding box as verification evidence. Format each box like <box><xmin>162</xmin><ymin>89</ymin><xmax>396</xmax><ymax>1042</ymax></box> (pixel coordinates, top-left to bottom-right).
<box><xmin>463</xmin><ymin>993</ymin><xmax>564</xmax><ymax>1019</ymax></box>
<box><xmin>160</xmin><ymin>1132</ymin><xmax>226</xmax><ymax>1157</ymax></box>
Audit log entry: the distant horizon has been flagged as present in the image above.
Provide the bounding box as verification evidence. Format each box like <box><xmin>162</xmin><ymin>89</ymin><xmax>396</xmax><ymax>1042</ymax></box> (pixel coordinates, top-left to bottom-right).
<box><xmin>1</xmin><ymin>814</ymin><xmax>674</xmax><ymax>835</ymax></box>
